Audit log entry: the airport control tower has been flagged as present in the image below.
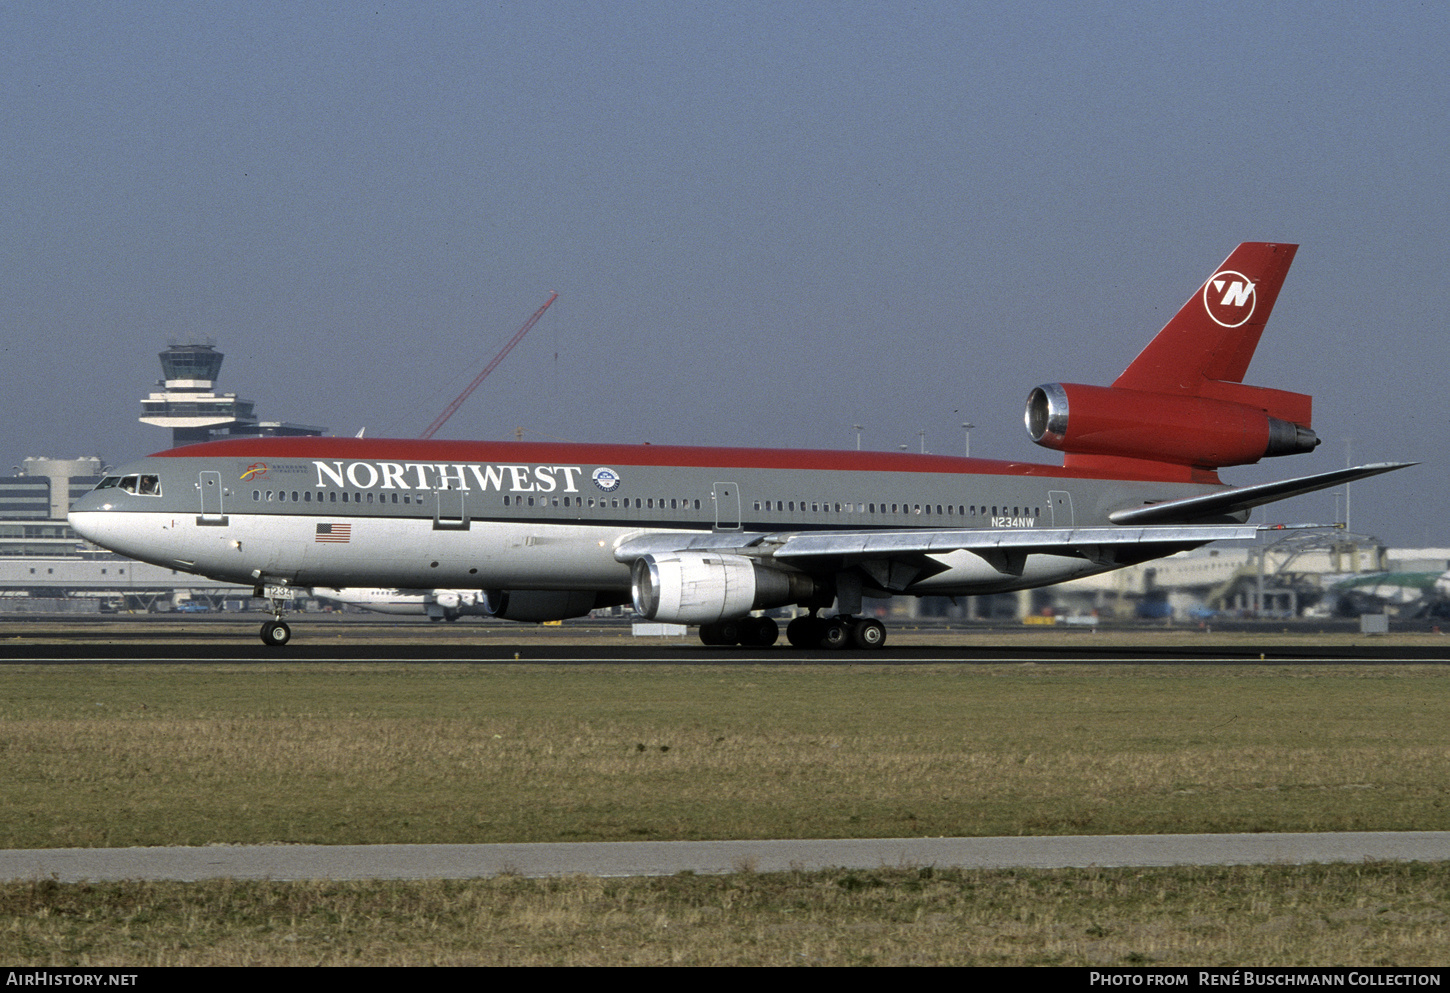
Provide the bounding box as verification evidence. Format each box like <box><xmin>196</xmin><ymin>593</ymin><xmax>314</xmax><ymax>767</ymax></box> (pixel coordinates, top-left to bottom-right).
<box><xmin>139</xmin><ymin>339</ymin><xmax>324</xmax><ymax>447</ymax></box>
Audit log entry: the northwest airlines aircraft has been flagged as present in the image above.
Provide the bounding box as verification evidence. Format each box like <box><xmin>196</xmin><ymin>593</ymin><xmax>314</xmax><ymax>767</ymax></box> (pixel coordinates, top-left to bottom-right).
<box><xmin>70</xmin><ymin>244</ymin><xmax>1409</xmax><ymax>648</ymax></box>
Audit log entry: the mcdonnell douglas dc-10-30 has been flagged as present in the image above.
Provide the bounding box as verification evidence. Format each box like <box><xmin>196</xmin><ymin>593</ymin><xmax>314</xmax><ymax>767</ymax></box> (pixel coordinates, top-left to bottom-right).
<box><xmin>70</xmin><ymin>244</ymin><xmax>1411</xmax><ymax>648</ymax></box>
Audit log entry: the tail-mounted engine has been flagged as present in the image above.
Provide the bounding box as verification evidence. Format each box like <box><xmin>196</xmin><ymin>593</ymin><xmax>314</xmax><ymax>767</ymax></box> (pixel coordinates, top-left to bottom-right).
<box><xmin>1023</xmin><ymin>242</ymin><xmax>1323</xmax><ymax>474</ymax></box>
<box><xmin>1025</xmin><ymin>383</ymin><xmax>1318</xmax><ymax>470</ymax></box>
<box><xmin>631</xmin><ymin>551</ymin><xmax>819</xmax><ymax>625</ymax></box>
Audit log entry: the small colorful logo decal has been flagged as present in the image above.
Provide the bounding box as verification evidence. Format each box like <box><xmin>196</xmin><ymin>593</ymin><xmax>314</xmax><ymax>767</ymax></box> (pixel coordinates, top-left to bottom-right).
<box><xmin>592</xmin><ymin>467</ymin><xmax>621</xmax><ymax>492</ymax></box>
<box><xmin>1202</xmin><ymin>269</ymin><xmax>1256</xmax><ymax>329</ymax></box>
<box><xmin>240</xmin><ymin>463</ymin><xmax>269</xmax><ymax>481</ymax></box>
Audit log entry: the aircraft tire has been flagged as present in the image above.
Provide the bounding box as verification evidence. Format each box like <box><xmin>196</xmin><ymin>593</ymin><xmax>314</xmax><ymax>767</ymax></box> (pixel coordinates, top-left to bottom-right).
<box><xmin>741</xmin><ymin>616</ymin><xmax>779</xmax><ymax>648</ymax></box>
<box><xmin>699</xmin><ymin>621</ymin><xmax>735</xmax><ymax>646</ymax></box>
<box><xmin>852</xmin><ymin>618</ymin><xmax>887</xmax><ymax>649</ymax></box>
<box><xmin>786</xmin><ymin>616</ymin><xmax>822</xmax><ymax>649</ymax></box>
<box><xmin>819</xmin><ymin>617</ymin><xmax>852</xmax><ymax>650</ymax></box>
<box><xmin>260</xmin><ymin>620</ymin><xmax>291</xmax><ymax>647</ymax></box>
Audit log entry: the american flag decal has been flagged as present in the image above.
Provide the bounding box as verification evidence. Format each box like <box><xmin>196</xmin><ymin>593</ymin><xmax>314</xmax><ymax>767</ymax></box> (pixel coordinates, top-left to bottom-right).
<box><xmin>315</xmin><ymin>522</ymin><xmax>351</xmax><ymax>543</ymax></box>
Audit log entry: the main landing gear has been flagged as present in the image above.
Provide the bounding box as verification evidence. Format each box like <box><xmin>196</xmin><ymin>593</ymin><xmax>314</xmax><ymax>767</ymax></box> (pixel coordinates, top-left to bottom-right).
<box><xmin>699</xmin><ymin>616</ymin><xmax>779</xmax><ymax>647</ymax></box>
<box><xmin>697</xmin><ymin>612</ymin><xmax>887</xmax><ymax>650</ymax></box>
<box><xmin>785</xmin><ymin>612</ymin><xmax>887</xmax><ymax>651</ymax></box>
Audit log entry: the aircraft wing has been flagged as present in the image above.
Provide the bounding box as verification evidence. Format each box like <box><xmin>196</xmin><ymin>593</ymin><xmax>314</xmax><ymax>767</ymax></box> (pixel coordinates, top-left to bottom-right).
<box><xmin>615</xmin><ymin>523</ymin><xmax>1265</xmax><ymax>580</ymax></box>
<box><xmin>1107</xmin><ymin>462</ymin><xmax>1415</xmax><ymax>526</ymax></box>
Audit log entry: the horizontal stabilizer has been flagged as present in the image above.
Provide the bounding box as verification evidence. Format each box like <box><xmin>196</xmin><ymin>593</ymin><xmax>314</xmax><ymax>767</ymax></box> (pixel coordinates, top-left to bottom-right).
<box><xmin>1107</xmin><ymin>462</ymin><xmax>1416</xmax><ymax>526</ymax></box>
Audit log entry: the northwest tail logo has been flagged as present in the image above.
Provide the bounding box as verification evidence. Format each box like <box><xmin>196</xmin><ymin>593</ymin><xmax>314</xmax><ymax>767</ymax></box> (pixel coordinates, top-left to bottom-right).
<box><xmin>1203</xmin><ymin>269</ymin><xmax>1256</xmax><ymax>328</ymax></box>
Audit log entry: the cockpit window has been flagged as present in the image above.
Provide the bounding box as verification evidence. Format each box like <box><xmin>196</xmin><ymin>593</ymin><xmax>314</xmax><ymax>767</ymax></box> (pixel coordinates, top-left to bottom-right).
<box><xmin>116</xmin><ymin>474</ymin><xmax>162</xmax><ymax>497</ymax></box>
<box><xmin>95</xmin><ymin>477</ymin><xmax>120</xmax><ymax>490</ymax></box>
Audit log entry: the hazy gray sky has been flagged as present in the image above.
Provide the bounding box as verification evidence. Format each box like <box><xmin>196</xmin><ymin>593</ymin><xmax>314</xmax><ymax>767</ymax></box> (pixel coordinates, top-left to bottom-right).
<box><xmin>3</xmin><ymin>2</ymin><xmax>1445</xmax><ymax>545</ymax></box>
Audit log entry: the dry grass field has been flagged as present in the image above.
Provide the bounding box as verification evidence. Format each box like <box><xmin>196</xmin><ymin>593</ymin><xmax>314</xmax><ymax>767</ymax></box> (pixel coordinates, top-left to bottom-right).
<box><xmin>5</xmin><ymin>864</ymin><xmax>1448</xmax><ymax>966</ymax></box>
<box><xmin>2</xmin><ymin>656</ymin><xmax>1447</xmax><ymax>965</ymax></box>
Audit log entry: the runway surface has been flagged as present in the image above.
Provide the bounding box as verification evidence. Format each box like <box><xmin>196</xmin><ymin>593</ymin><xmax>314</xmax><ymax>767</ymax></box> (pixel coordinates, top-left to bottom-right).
<box><xmin>3</xmin><ymin>833</ymin><xmax>1448</xmax><ymax>883</ymax></box>
<box><xmin>3</xmin><ymin>618</ymin><xmax>1449</xmax><ymax>664</ymax></box>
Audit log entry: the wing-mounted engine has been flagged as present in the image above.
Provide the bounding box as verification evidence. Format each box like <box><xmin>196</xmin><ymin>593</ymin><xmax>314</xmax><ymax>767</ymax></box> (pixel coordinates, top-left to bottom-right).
<box><xmin>630</xmin><ymin>551</ymin><xmax>819</xmax><ymax>625</ymax></box>
<box><xmin>1026</xmin><ymin>383</ymin><xmax>1318</xmax><ymax>470</ymax></box>
<box><xmin>481</xmin><ymin>589</ymin><xmax>614</xmax><ymax>623</ymax></box>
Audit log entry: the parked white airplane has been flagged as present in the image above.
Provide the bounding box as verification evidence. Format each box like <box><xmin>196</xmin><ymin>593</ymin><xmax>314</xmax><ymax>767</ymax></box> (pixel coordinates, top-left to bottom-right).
<box><xmin>313</xmin><ymin>587</ymin><xmax>491</xmax><ymax>621</ymax></box>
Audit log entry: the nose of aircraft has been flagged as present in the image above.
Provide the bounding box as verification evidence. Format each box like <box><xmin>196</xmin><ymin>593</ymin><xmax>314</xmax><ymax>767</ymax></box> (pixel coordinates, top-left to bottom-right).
<box><xmin>68</xmin><ymin>487</ymin><xmax>127</xmax><ymax>551</ymax></box>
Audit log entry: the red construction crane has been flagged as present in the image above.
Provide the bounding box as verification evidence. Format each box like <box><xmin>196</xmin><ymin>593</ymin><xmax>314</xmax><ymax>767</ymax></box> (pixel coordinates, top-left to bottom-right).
<box><xmin>420</xmin><ymin>292</ymin><xmax>559</xmax><ymax>440</ymax></box>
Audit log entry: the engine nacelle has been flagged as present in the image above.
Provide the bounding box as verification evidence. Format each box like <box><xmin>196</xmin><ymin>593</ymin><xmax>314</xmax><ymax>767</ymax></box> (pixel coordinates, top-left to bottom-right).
<box><xmin>1025</xmin><ymin>383</ymin><xmax>1318</xmax><ymax>469</ymax></box>
<box><xmin>630</xmin><ymin>552</ymin><xmax>818</xmax><ymax>625</ymax></box>
<box><xmin>480</xmin><ymin>589</ymin><xmax>602</xmax><ymax>623</ymax></box>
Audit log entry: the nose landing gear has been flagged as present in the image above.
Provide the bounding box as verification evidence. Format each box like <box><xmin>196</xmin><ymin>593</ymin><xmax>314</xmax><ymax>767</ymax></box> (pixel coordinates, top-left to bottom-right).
<box><xmin>256</xmin><ymin>583</ymin><xmax>294</xmax><ymax>647</ymax></box>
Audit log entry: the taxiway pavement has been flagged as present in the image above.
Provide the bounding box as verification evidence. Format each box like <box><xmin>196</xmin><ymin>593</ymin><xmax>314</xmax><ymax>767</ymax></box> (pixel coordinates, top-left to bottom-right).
<box><xmin>4</xmin><ymin>833</ymin><xmax>1448</xmax><ymax>883</ymax></box>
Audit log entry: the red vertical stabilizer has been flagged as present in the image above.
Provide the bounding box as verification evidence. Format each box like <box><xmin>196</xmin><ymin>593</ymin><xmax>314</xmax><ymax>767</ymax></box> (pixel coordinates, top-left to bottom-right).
<box><xmin>1113</xmin><ymin>242</ymin><xmax>1309</xmax><ymax>425</ymax></box>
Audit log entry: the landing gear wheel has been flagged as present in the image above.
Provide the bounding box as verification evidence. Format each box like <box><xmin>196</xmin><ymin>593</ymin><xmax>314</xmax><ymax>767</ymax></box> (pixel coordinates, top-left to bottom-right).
<box><xmin>820</xmin><ymin>617</ymin><xmax>852</xmax><ymax>650</ymax></box>
<box><xmin>699</xmin><ymin>621</ymin><xmax>733</xmax><ymax>646</ymax></box>
<box><xmin>260</xmin><ymin>620</ymin><xmax>291</xmax><ymax>647</ymax></box>
<box><xmin>786</xmin><ymin>616</ymin><xmax>824</xmax><ymax>649</ymax></box>
<box><xmin>852</xmin><ymin>618</ymin><xmax>887</xmax><ymax>649</ymax></box>
<box><xmin>740</xmin><ymin>616</ymin><xmax>779</xmax><ymax>648</ymax></box>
